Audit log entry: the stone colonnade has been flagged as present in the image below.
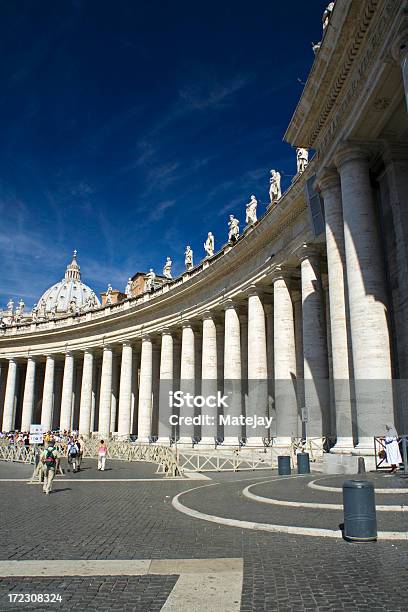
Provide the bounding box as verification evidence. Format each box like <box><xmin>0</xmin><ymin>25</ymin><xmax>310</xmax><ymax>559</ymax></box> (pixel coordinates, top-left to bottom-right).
<box><xmin>0</xmin><ymin>145</ymin><xmax>397</xmax><ymax>449</ymax></box>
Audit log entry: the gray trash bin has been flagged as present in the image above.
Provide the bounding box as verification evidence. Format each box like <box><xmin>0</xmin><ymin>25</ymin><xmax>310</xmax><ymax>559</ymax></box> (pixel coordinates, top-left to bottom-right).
<box><xmin>278</xmin><ymin>455</ymin><xmax>291</xmax><ymax>475</ymax></box>
<box><xmin>343</xmin><ymin>480</ymin><xmax>377</xmax><ymax>542</ymax></box>
<box><xmin>297</xmin><ymin>452</ymin><xmax>310</xmax><ymax>474</ymax></box>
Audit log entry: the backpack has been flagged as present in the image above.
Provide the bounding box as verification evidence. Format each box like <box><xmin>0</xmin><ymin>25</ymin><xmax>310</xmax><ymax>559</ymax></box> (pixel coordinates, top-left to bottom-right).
<box><xmin>44</xmin><ymin>448</ymin><xmax>56</xmax><ymax>469</ymax></box>
<box><xmin>69</xmin><ymin>444</ymin><xmax>78</xmax><ymax>457</ymax></box>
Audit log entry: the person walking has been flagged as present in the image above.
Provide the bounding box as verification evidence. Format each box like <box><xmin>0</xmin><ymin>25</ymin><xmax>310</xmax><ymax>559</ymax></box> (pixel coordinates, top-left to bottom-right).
<box><xmin>67</xmin><ymin>438</ymin><xmax>80</xmax><ymax>473</ymax></box>
<box><xmin>97</xmin><ymin>440</ymin><xmax>108</xmax><ymax>471</ymax></box>
<box><xmin>384</xmin><ymin>425</ymin><xmax>402</xmax><ymax>473</ymax></box>
<box><xmin>41</xmin><ymin>440</ymin><xmax>60</xmax><ymax>494</ymax></box>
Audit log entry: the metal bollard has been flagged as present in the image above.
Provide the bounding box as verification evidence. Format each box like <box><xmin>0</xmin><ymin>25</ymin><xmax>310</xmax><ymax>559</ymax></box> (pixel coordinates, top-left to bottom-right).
<box><xmin>297</xmin><ymin>452</ymin><xmax>310</xmax><ymax>474</ymax></box>
<box><xmin>342</xmin><ymin>480</ymin><xmax>377</xmax><ymax>542</ymax></box>
<box><xmin>278</xmin><ymin>455</ymin><xmax>291</xmax><ymax>475</ymax></box>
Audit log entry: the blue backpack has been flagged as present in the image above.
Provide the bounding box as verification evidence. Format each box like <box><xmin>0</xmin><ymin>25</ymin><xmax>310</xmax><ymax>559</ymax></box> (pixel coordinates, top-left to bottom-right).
<box><xmin>69</xmin><ymin>444</ymin><xmax>78</xmax><ymax>457</ymax></box>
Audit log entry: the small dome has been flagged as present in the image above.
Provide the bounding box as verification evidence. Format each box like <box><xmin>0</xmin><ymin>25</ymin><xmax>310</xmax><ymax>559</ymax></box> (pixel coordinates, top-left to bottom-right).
<box><xmin>37</xmin><ymin>251</ymin><xmax>101</xmax><ymax>313</ymax></box>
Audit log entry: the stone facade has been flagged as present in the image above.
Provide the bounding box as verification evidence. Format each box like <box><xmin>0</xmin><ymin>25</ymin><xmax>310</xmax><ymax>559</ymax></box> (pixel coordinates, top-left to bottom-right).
<box><xmin>0</xmin><ymin>0</ymin><xmax>407</xmax><ymax>454</ymax></box>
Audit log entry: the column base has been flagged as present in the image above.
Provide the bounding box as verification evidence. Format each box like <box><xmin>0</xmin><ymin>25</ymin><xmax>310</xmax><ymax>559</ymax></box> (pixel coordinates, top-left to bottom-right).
<box><xmin>137</xmin><ymin>437</ymin><xmax>151</xmax><ymax>445</ymax></box>
<box><xmin>244</xmin><ymin>437</ymin><xmax>265</xmax><ymax>448</ymax></box>
<box><xmin>331</xmin><ymin>437</ymin><xmax>355</xmax><ymax>454</ymax></box>
<box><xmin>351</xmin><ymin>437</ymin><xmax>375</xmax><ymax>456</ymax></box>
<box><xmin>156</xmin><ymin>437</ymin><xmax>171</xmax><ymax>446</ymax></box>
<box><xmin>222</xmin><ymin>436</ymin><xmax>240</xmax><ymax>447</ymax></box>
<box><xmin>176</xmin><ymin>437</ymin><xmax>194</xmax><ymax>447</ymax></box>
<box><xmin>197</xmin><ymin>437</ymin><xmax>216</xmax><ymax>448</ymax></box>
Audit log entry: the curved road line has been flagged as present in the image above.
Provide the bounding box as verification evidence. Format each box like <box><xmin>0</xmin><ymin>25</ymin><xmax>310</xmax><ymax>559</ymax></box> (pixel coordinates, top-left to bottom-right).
<box><xmin>308</xmin><ymin>478</ymin><xmax>408</xmax><ymax>494</ymax></box>
<box><xmin>243</xmin><ymin>480</ymin><xmax>407</xmax><ymax>512</ymax></box>
<box><xmin>172</xmin><ymin>480</ymin><xmax>408</xmax><ymax>540</ymax></box>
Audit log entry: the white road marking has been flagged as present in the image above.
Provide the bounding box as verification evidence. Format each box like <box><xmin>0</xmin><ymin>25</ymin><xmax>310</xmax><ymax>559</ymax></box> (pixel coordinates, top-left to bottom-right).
<box><xmin>0</xmin><ymin>558</ymin><xmax>243</xmax><ymax>612</ymax></box>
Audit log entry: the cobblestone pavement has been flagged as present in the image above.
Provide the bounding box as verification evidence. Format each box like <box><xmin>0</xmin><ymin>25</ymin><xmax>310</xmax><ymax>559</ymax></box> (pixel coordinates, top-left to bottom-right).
<box><xmin>0</xmin><ymin>461</ymin><xmax>407</xmax><ymax>611</ymax></box>
<box><xmin>0</xmin><ymin>575</ymin><xmax>178</xmax><ymax>611</ymax></box>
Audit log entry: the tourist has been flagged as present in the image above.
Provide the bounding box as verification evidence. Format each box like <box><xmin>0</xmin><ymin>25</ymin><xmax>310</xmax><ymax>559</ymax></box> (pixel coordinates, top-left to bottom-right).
<box><xmin>384</xmin><ymin>425</ymin><xmax>402</xmax><ymax>473</ymax></box>
<box><xmin>67</xmin><ymin>437</ymin><xmax>80</xmax><ymax>473</ymax></box>
<box><xmin>41</xmin><ymin>439</ymin><xmax>60</xmax><ymax>494</ymax></box>
<box><xmin>97</xmin><ymin>440</ymin><xmax>107</xmax><ymax>471</ymax></box>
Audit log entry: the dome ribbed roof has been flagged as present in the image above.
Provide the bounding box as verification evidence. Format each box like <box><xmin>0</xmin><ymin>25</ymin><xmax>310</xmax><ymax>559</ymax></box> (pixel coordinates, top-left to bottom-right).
<box><xmin>37</xmin><ymin>251</ymin><xmax>100</xmax><ymax>313</ymax></box>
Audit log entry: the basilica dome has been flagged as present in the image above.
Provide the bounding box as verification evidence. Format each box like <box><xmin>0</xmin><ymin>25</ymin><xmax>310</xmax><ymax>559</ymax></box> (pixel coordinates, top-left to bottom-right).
<box><xmin>37</xmin><ymin>251</ymin><xmax>100</xmax><ymax>314</ymax></box>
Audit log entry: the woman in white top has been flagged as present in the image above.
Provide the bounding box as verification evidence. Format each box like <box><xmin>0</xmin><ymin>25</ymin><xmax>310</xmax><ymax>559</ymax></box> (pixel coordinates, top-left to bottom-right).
<box><xmin>98</xmin><ymin>440</ymin><xmax>108</xmax><ymax>471</ymax></box>
<box><xmin>384</xmin><ymin>425</ymin><xmax>402</xmax><ymax>473</ymax></box>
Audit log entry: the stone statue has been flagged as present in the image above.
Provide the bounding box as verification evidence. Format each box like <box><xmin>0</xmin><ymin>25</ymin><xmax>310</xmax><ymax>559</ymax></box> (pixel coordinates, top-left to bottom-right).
<box><xmin>31</xmin><ymin>303</ymin><xmax>38</xmax><ymax>322</ymax></box>
<box><xmin>39</xmin><ymin>299</ymin><xmax>47</xmax><ymax>317</ymax></box>
<box><xmin>163</xmin><ymin>257</ymin><xmax>172</xmax><ymax>279</ymax></box>
<box><xmin>7</xmin><ymin>298</ymin><xmax>14</xmax><ymax>314</ymax></box>
<box><xmin>15</xmin><ymin>299</ymin><xmax>25</xmax><ymax>319</ymax></box>
<box><xmin>312</xmin><ymin>41</ymin><xmax>321</xmax><ymax>54</ymax></box>
<box><xmin>228</xmin><ymin>215</ymin><xmax>240</xmax><ymax>244</ymax></box>
<box><xmin>50</xmin><ymin>305</ymin><xmax>57</xmax><ymax>318</ymax></box>
<box><xmin>69</xmin><ymin>297</ymin><xmax>77</xmax><ymax>314</ymax></box>
<box><xmin>296</xmin><ymin>148</ymin><xmax>309</xmax><ymax>173</ymax></box>
<box><xmin>125</xmin><ymin>277</ymin><xmax>132</xmax><ymax>298</ymax></box>
<box><xmin>245</xmin><ymin>195</ymin><xmax>258</xmax><ymax>226</ymax></box>
<box><xmin>322</xmin><ymin>2</ymin><xmax>335</xmax><ymax>31</ymax></box>
<box><xmin>269</xmin><ymin>169</ymin><xmax>281</xmax><ymax>204</ymax></box>
<box><xmin>106</xmin><ymin>284</ymin><xmax>113</xmax><ymax>305</ymax></box>
<box><xmin>185</xmin><ymin>246</ymin><xmax>193</xmax><ymax>270</ymax></box>
<box><xmin>204</xmin><ymin>232</ymin><xmax>214</xmax><ymax>257</ymax></box>
<box><xmin>145</xmin><ymin>268</ymin><xmax>156</xmax><ymax>292</ymax></box>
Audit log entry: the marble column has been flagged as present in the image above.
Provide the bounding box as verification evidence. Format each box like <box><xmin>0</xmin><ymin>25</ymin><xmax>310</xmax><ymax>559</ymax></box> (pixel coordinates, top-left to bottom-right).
<box><xmin>59</xmin><ymin>352</ymin><xmax>75</xmax><ymax>432</ymax></box>
<box><xmin>117</xmin><ymin>341</ymin><xmax>133</xmax><ymax>439</ymax></box>
<box><xmin>138</xmin><ymin>335</ymin><xmax>153</xmax><ymax>442</ymax></box>
<box><xmin>41</xmin><ymin>355</ymin><xmax>55</xmax><ymax>430</ymax></box>
<box><xmin>273</xmin><ymin>272</ymin><xmax>298</xmax><ymax>447</ymax></box>
<box><xmin>21</xmin><ymin>358</ymin><xmax>36</xmax><ymax>431</ymax></box>
<box><xmin>179</xmin><ymin>320</ymin><xmax>195</xmax><ymax>444</ymax></box>
<box><xmin>2</xmin><ymin>359</ymin><xmax>18</xmax><ymax>432</ymax></box>
<box><xmin>265</xmin><ymin>303</ymin><xmax>274</xmax><ymax>439</ymax></box>
<box><xmin>158</xmin><ymin>330</ymin><xmax>173</xmax><ymax>444</ymax></box>
<box><xmin>336</xmin><ymin>144</ymin><xmax>394</xmax><ymax>450</ymax></box>
<box><xmin>292</xmin><ymin>291</ymin><xmax>304</xmax><ymax>437</ymax></box>
<box><xmin>99</xmin><ymin>345</ymin><xmax>113</xmax><ymax>439</ymax></box>
<box><xmin>201</xmin><ymin>312</ymin><xmax>218</xmax><ymax>445</ymax></box>
<box><xmin>79</xmin><ymin>349</ymin><xmax>94</xmax><ymax>436</ymax></box>
<box><xmin>223</xmin><ymin>301</ymin><xmax>242</xmax><ymax>445</ymax></box>
<box><xmin>110</xmin><ymin>353</ymin><xmax>119</xmax><ymax>434</ymax></box>
<box><xmin>247</xmin><ymin>287</ymin><xmax>268</xmax><ymax>446</ymax></box>
<box><xmin>317</xmin><ymin>169</ymin><xmax>353</xmax><ymax>451</ymax></box>
<box><xmin>299</xmin><ymin>246</ymin><xmax>329</xmax><ymax>445</ymax></box>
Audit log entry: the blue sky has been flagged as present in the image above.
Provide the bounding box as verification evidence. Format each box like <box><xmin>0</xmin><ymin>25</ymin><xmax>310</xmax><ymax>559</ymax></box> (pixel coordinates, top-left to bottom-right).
<box><xmin>0</xmin><ymin>0</ymin><xmax>327</xmax><ymax>308</ymax></box>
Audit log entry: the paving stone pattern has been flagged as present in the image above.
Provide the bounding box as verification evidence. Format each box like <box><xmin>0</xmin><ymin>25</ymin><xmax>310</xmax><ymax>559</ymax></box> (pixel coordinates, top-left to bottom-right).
<box><xmin>0</xmin><ymin>462</ymin><xmax>407</xmax><ymax>611</ymax></box>
<box><xmin>0</xmin><ymin>575</ymin><xmax>178</xmax><ymax>611</ymax></box>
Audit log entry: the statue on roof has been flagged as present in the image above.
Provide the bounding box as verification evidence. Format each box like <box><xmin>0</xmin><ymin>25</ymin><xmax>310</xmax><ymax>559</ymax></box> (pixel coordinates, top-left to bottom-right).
<box><xmin>296</xmin><ymin>148</ymin><xmax>309</xmax><ymax>174</ymax></box>
<box><xmin>269</xmin><ymin>169</ymin><xmax>281</xmax><ymax>204</ymax></box>
<box><xmin>204</xmin><ymin>232</ymin><xmax>214</xmax><ymax>257</ymax></box>
<box><xmin>125</xmin><ymin>277</ymin><xmax>132</xmax><ymax>297</ymax></box>
<box><xmin>145</xmin><ymin>269</ymin><xmax>156</xmax><ymax>292</ymax></box>
<box><xmin>322</xmin><ymin>2</ymin><xmax>335</xmax><ymax>32</ymax></box>
<box><xmin>105</xmin><ymin>284</ymin><xmax>113</xmax><ymax>305</ymax></box>
<box><xmin>245</xmin><ymin>195</ymin><xmax>258</xmax><ymax>226</ymax></box>
<box><xmin>228</xmin><ymin>215</ymin><xmax>240</xmax><ymax>244</ymax></box>
<box><xmin>185</xmin><ymin>246</ymin><xmax>193</xmax><ymax>270</ymax></box>
<box><xmin>163</xmin><ymin>257</ymin><xmax>172</xmax><ymax>279</ymax></box>
<box><xmin>7</xmin><ymin>298</ymin><xmax>14</xmax><ymax>314</ymax></box>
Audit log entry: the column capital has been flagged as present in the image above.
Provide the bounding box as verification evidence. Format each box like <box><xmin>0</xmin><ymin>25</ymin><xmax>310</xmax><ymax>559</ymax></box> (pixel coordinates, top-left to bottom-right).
<box><xmin>159</xmin><ymin>327</ymin><xmax>173</xmax><ymax>336</ymax></box>
<box><xmin>271</xmin><ymin>265</ymin><xmax>297</xmax><ymax>283</ymax></box>
<box><xmin>141</xmin><ymin>333</ymin><xmax>152</xmax><ymax>343</ymax></box>
<box><xmin>221</xmin><ymin>298</ymin><xmax>241</xmax><ymax>311</ymax></box>
<box><xmin>334</xmin><ymin>141</ymin><xmax>371</xmax><ymax>169</ymax></box>
<box><xmin>295</xmin><ymin>243</ymin><xmax>322</xmax><ymax>263</ymax></box>
<box><xmin>315</xmin><ymin>167</ymin><xmax>340</xmax><ymax>192</ymax></box>
<box><xmin>121</xmin><ymin>340</ymin><xmax>133</xmax><ymax>348</ymax></box>
<box><xmin>202</xmin><ymin>310</ymin><xmax>215</xmax><ymax>321</ymax></box>
<box><xmin>83</xmin><ymin>347</ymin><xmax>94</xmax><ymax>355</ymax></box>
<box><xmin>245</xmin><ymin>284</ymin><xmax>265</xmax><ymax>298</ymax></box>
<box><xmin>102</xmin><ymin>344</ymin><xmax>113</xmax><ymax>352</ymax></box>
